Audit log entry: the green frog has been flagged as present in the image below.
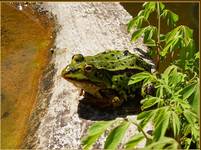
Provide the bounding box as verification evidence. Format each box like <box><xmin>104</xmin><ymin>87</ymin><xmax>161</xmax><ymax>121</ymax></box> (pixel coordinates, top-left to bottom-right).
<box><xmin>61</xmin><ymin>50</ymin><xmax>152</xmax><ymax>108</ymax></box>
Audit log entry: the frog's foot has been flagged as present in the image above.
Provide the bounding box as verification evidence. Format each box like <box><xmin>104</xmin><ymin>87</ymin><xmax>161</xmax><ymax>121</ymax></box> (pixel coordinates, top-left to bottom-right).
<box><xmin>112</xmin><ymin>96</ymin><xmax>123</xmax><ymax>108</ymax></box>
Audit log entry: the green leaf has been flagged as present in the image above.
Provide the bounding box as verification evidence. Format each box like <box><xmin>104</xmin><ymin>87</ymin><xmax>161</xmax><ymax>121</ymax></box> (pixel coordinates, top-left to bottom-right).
<box><xmin>154</xmin><ymin>109</ymin><xmax>170</xmax><ymax>141</ymax></box>
<box><xmin>128</xmin><ymin>72</ymin><xmax>151</xmax><ymax>85</ymax></box>
<box><xmin>82</xmin><ymin>134</ymin><xmax>102</xmax><ymax>150</ymax></box>
<box><xmin>137</xmin><ymin>110</ymin><xmax>156</xmax><ymax>128</ymax></box>
<box><xmin>168</xmin><ymin>69</ymin><xmax>186</xmax><ymax>88</ymax></box>
<box><xmin>162</xmin><ymin>26</ymin><xmax>193</xmax><ymax>57</ymax></box>
<box><xmin>153</xmin><ymin>107</ymin><xmax>167</xmax><ymax>125</ymax></box>
<box><xmin>144</xmin><ymin>39</ymin><xmax>156</xmax><ymax>46</ymax></box>
<box><xmin>131</xmin><ymin>28</ymin><xmax>146</xmax><ymax>42</ymax></box>
<box><xmin>176</xmin><ymin>98</ymin><xmax>191</xmax><ymax>109</ymax></box>
<box><xmin>145</xmin><ymin>137</ymin><xmax>178</xmax><ymax>150</ymax></box>
<box><xmin>195</xmin><ymin>51</ymin><xmax>199</xmax><ymax>59</ymax></box>
<box><xmin>161</xmin><ymin>36</ymin><xmax>180</xmax><ymax>56</ymax></box>
<box><xmin>127</xmin><ymin>18</ymin><xmax>136</xmax><ymax>33</ymax></box>
<box><xmin>128</xmin><ymin>16</ymin><xmax>147</xmax><ymax>32</ymax></box>
<box><xmin>161</xmin><ymin>9</ymin><xmax>179</xmax><ymax>27</ymax></box>
<box><xmin>183</xmin><ymin>109</ymin><xmax>198</xmax><ymax>124</ymax></box>
<box><xmin>191</xmin><ymin>123</ymin><xmax>199</xmax><ymax>141</ymax></box>
<box><xmin>162</xmin><ymin>65</ymin><xmax>177</xmax><ymax>84</ymax></box>
<box><xmin>141</xmin><ymin>96</ymin><xmax>162</xmax><ymax>110</ymax></box>
<box><xmin>181</xmin><ymin>82</ymin><xmax>197</xmax><ymax>100</ymax></box>
<box><xmin>191</xmin><ymin>82</ymin><xmax>199</xmax><ymax>114</ymax></box>
<box><xmin>104</xmin><ymin>121</ymin><xmax>130</xmax><ymax>150</ymax></box>
<box><xmin>159</xmin><ymin>2</ymin><xmax>165</xmax><ymax>11</ymax></box>
<box><xmin>165</xmin><ymin>26</ymin><xmax>180</xmax><ymax>44</ymax></box>
<box><xmin>125</xmin><ymin>133</ymin><xmax>145</xmax><ymax>149</ymax></box>
<box><xmin>141</xmin><ymin>2</ymin><xmax>156</xmax><ymax>19</ymax></box>
<box><xmin>87</xmin><ymin>121</ymin><xmax>114</xmax><ymax>135</ymax></box>
<box><xmin>183</xmin><ymin>138</ymin><xmax>192</xmax><ymax>149</ymax></box>
<box><xmin>180</xmin><ymin>25</ymin><xmax>193</xmax><ymax>38</ymax></box>
<box><xmin>144</xmin><ymin>25</ymin><xmax>157</xmax><ymax>40</ymax></box>
<box><xmin>171</xmin><ymin>111</ymin><xmax>180</xmax><ymax>137</ymax></box>
<box><xmin>156</xmin><ymin>85</ymin><xmax>164</xmax><ymax>98</ymax></box>
<box><xmin>159</xmin><ymin>34</ymin><xmax>166</xmax><ymax>41</ymax></box>
<box><xmin>82</xmin><ymin>121</ymin><xmax>114</xmax><ymax>150</ymax></box>
<box><xmin>143</xmin><ymin>2</ymin><xmax>156</xmax><ymax>11</ymax></box>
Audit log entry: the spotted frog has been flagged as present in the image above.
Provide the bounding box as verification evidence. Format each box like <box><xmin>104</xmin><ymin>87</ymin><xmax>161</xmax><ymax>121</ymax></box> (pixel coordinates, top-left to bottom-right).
<box><xmin>61</xmin><ymin>50</ymin><xmax>152</xmax><ymax>108</ymax></box>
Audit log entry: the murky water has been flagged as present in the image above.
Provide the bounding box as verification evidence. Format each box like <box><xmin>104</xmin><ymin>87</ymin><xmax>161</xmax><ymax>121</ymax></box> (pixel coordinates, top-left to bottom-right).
<box><xmin>1</xmin><ymin>3</ymin><xmax>55</xmax><ymax>148</ymax></box>
<box><xmin>121</xmin><ymin>2</ymin><xmax>199</xmax><ymax>72</ymax></box>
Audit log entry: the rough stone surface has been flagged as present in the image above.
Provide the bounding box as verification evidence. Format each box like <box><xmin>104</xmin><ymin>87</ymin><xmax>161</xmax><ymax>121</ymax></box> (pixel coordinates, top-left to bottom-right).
<box><xmin>23</xmin><ymin>2</ymin><xmax>153</xmax><ymax>149</ymax></box>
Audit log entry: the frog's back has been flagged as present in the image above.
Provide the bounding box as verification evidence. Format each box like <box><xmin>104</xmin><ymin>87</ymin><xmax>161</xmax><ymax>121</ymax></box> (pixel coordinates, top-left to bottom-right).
<box><xmin>85</xmin><ymin>50</ymin><xmax>151</xmax><ymax>72</ymax></box>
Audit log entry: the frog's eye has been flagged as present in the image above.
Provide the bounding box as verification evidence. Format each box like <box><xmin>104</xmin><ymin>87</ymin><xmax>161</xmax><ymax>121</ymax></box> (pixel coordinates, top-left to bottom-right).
<box><xmin>84</xmin><ymin>64</ymin><xmax>93</xmax><ymax>72</ymax></box>
<box><xmin>72</xmin><ymin>54</ymin><xmax>84</xmax><ymax>62</ymax></box>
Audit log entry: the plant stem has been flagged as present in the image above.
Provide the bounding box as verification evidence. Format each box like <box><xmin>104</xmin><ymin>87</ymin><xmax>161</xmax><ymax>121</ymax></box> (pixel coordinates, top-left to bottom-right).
<box><xmin>156</xmin><ymin>2</ymin><xmax>161</xmax><ymax>70</ymax></box>
<box><xmin>128</xmin><ymin>119</ymin><xmax>152</xmax><ymax>141</ymax></box>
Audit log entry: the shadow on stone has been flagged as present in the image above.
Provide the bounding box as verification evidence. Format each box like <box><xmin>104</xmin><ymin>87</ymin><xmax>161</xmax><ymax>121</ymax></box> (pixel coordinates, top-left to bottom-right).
<box><xmin>77</xmin><ymin>96</ymin><xmax>142</xmax><ymax>121</ymax></box>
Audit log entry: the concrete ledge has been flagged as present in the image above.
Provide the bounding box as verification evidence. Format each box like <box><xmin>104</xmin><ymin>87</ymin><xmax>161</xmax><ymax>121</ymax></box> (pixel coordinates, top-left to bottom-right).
<box><xmin>22</xmin><ymin>2</ymin><xmax>151</xmax><ymax>149</ymax></box>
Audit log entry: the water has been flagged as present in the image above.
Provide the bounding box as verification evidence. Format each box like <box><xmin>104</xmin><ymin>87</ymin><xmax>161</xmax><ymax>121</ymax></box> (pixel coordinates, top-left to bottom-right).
<box><xmin>1</xmin><ymin>3</ymin><xmax>55</xmax><ymax>148</ymax></box>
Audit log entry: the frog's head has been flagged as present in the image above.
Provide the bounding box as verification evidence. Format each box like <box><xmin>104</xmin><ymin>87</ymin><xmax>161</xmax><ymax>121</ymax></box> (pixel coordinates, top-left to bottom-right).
<box><xmin>62</xmin><ymin>54</ymin><xmax>88</xmax><ymax>81</ymax></box>
<box><xmin>61</xmin><ymin>54</ymin><xmax>111</xmax><ymax>97</ymax></box>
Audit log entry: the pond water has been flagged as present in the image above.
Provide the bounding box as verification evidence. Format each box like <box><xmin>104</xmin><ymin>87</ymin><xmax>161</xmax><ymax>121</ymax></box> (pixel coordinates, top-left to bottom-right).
<box><xmin>1</xmin><ymin>3</ymin><xmax>55</xmax><ymax>148</ymax></box>
<box><xmin>121</xmin><ymin>2</ymin><xmax>199</xmax><ymax>72</ymax></box>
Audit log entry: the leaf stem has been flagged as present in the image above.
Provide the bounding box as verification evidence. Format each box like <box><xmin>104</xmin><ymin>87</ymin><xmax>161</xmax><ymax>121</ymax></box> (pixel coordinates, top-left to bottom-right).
<box><xmin>127</xmin><ymin>118</ymin><xmax>152</xmax><ymax>141</ymax></box>
<box><xmin>145</xmin><ymin>18</ymin><xmax>151</xmax><ymax>26</ymax></box>
<box><xmin>156</xmin><ymin>2</ymin><xmax>161</xmax><ymax>70</ymax></box>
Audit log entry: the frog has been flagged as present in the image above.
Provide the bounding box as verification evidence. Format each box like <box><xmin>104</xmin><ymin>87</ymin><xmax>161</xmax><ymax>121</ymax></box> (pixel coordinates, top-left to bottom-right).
<box><xmin>61</xmin><ymin>50</ymin><xmax>152</xmax><ymax>108</ymax></box>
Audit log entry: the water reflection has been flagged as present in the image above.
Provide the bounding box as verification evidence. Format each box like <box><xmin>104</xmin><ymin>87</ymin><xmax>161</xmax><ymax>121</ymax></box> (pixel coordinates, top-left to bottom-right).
<box><xmin>1</xmin><ymin>3</ymin><xmax>55</xmax><ymax>149</ymax></box>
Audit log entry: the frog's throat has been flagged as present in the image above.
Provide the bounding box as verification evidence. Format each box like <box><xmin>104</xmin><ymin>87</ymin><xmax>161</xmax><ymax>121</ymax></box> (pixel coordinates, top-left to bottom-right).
<box><xmin>66</xmin><ymin>78</ymin><xmax>104</xmax><ymax>99</ymax></box>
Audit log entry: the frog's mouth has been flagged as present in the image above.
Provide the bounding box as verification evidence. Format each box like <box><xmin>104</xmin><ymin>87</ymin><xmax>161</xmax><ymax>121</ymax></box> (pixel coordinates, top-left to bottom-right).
<box><xmin>64</xmin><ymin>78</ymin><xmax>105</xmax><ymax>99</ymax></box>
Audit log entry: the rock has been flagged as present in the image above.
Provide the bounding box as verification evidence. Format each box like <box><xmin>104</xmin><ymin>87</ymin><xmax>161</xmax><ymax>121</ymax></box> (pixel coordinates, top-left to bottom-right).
<box><xmin>22</xmin><ymin>2</ymin><xmax>152</xmax><ymax>149</ymax></box>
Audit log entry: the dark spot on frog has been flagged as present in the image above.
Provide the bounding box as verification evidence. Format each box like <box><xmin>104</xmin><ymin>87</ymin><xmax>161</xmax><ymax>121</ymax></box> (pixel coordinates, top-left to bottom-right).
<box><xmin>110</xmin><ymin>66</ymin><xmax>115</xmax><ymax>69</ymax></box>
<box><xmin>136</xmin><ymin>59</ymin><xmax>141</xmax><ymax>66</ymax></box>
<box><xmin>69</xmin><ymin>67</ymin><xmax>77</xmax><ymax>73</ymax></box>
<box><xmin>123</xmin><ymin>50</ymin><xmax>129</xmax><ymax>56</ymax></box>
<box><xmin>1</xmin><ymin>111</ymin><xmax>10</xmax><ymax>119</ymax></box>
<box><xmin>94</xmin><ymin>72</ymin><xmax>98</xmax><ymax>77</ymax></box>
<box><xmin>120</xmin><ymin>62</ymin><xmax>125</xmax><ymax>66</ymax></box>
<box><xmin>111</xmin><ymin>54</ymin><xmax>115</xmax><ymax>57</ymax></box>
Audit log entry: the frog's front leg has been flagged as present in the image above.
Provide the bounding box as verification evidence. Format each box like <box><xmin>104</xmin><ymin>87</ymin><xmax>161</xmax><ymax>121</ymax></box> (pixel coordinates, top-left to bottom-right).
<box><xmin>82</xmin><ymin>92</ymin><xmax>111</xmax><ymax>107</ymax></box>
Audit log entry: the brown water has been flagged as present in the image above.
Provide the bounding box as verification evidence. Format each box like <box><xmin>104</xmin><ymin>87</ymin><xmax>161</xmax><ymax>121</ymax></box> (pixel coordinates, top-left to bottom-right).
<box><xmin>121</xmin><ymin>2</ymin><xmax>199</xmax><ymax>72</ymax></box>
<box><xmin>1</xmin><ymin>3</ymin><xmax>55</xmax><ymax>148</ymax></box>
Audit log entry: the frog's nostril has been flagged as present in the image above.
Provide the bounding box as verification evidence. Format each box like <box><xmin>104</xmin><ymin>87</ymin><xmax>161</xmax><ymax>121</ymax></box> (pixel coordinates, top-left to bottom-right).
<box><xmin>63</xmin><ymin>66</ymin><xmax>76</xmax><ymax>74</ymax></box>
<box><xmin>69</xmin><ymin>68</ymin><xmax>76</xmax><ymax>73</ymax></box>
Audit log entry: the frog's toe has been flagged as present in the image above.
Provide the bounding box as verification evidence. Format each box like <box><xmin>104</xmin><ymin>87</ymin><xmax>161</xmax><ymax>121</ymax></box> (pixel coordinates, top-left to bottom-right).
<box><xmin>112</xmin><ymin>96</ymin><xmax>123</xmax><ymax>107</ymax></box>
